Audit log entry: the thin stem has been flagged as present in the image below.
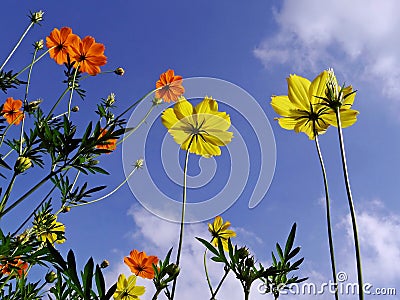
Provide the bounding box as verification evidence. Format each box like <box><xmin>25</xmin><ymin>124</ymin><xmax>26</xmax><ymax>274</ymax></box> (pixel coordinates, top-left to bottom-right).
<box><xmin>70</xmin><ymin>164</ymin><xmax>139</xmax><ymax>207</ymax></box>
<box><xmin>19</xmin><ymin>48</ymin><xmax>38</xmax><ymax>155</ymax></box>
<box><xmin>0</xmin><ymin>22</ymin><xmax>34</xmax><ymax>72</ymax></box>
<box><xmin>0</xmin><ymin>171</ymin><xmax>57</xmax><ymax>218</ymax></box>
<box><xmin>170</xmin><ymin>137</ymin><xmax>194</xmax><ymax>300</ymax></box>
<box><xmin>47</xmin><ymin>87</ymin><xmax>70</xmax><ymax>119</ymax></box>
<box><xmin>335</xmin><ymin>109</ymin><xmax>363</xmax><ymax>300</ymax></box>
<box><xmin>114</xmin><ymin>89</ymin><xmax>157</xmax><ymax>121</ymax></box>
<box><xmin>203</xmin><ymin>250</ymin><xmax>214</xmax><ymax>296</ymax></box>
<box><xmin>15</xmin><ymin>48</ymin><xmax>53</xmax><ymax>77</ymax></box>
<box><xmin>0</xmin><ymin>172</ymin><xmax>17</xmax><ymax>214</ymax></box>
<box><xmin>0</xmin><ymin>115</ymin><xmax>24</xmax><ymax>148</ymax></box>
<box><xmin>152</xmin><ymin>289</ymin><xmax>163</xmax><ymax>300</ymax></box>
<box><xmin>211</xmin><ymin>268</ymin><xmax>229</xmax><ymax>299</ymax></box>
<box><xmin>116</xmin><ymin>105</ymin><xmax>155</xmax><ymax>146</ymax></box>
<box><xmin>67</xmin><ymin>65</ymin><xmax>80</xmax><ymax>119</ymax></box>
<box><xmin>315</xmin><ymin>135</ymin><xmax>339</xmax><ymax>300</ymax></box>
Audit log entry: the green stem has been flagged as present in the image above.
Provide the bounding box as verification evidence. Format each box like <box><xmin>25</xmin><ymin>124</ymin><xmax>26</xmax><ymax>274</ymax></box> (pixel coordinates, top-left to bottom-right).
<box><xmin>152</xmin><ymin>289</ymin><xmax>163</xmax><ymax>300</ymax></box>
<box><xmin>116</xmin><ymin>104</ymin><xmax>155</xmax><ymax>146</ymax></box>
<box><xmin>0</xmin><ymin>172</ymin><xmax>17</xmax><ymax>214</ymax></box>
<box><xmin>114</xmin><ymin>89</ymin><xmax>157</xmax><ymax>121</ymax></box>
<box><xmin>15</xmin><ymin>48</ymin><xmax>52</xmax><ymax>77</ymax></box>
<box><xmin>244</xmin><ymin>286</ymin><xmax>250</xmax><ymax>300</ymax></box>
<box><xmin>0</xmin><ymin>22</ymin><xmax>34</xmax><ymax>72</ymax></box>
<box><xmin>170</xmin><ymin>137</ymin><xmax>194</xmax><ymax>300</ymax></box>
<box><xmin>203</xmin><ymin>250</ymin><xmax>214</xmax><ymax>296</ymax></box>
<box><xmin>70</xmin><ymin>164</ymin><xmax>139</xmax><ymax>207</ymax></box>
<box><xmin>335</xmin><ymin>109</ymin><xmax>363</xmax><ymax>300</ymax></box>
<box><xmin>47</xmin><ymin>87</ymin><xmax>70</xmax><ymax>119</ymax></box>
<box><xmin>19</xmin><ymin>49</ymin><xmax>38</xmax><ymax>155</ymax></box>
<box><xmin>0</xmin><ymin>171</ymin><xmax>57</xmax><ymax>219</ymax></box>
<box><xmin>315</xmin><ymin>135</ymin><xmax>339</xmax><ymax>300</ymax></box>
<box><xmin>211</xmin><ymin>268</ymin><xmax>229</xmax><ymax>299</ymax></box>
<box><xmin>67</xmin><ymin>65</ymin><xmax>80</xmax><ymax>119</ymax></box>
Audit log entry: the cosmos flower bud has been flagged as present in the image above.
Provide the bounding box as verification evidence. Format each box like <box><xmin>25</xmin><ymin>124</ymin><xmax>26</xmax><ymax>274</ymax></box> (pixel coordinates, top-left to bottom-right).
<box><xmin>100</xmin><ymin>260</ymin><xmax>110</xmax><ymax>269</ymax></box>
<box><xmin>45</xmin><ymin>271</ymin><xmax>57</xmax><ymax>283</ymax></box>
<box><xmin>152</xmin><ymin>97</ymin><xmax>163</xmax><ymax>106</ymax></box>
<box><xmin>25</xmin><ymin>99</ymin><xmax>42</xmax><ymax>113</ymax></box>
<box><xmin>34</xmin><ymin>40</ymin><xmax>44</xmax><ymax>51</ymax></box>
<box><xmin>165</xmin><ymin>263</ymin><xmax>180</xmax><ymax>277</ymax></box>
<box><xmin>106</xmin><ymin>93</ymin><xmax>116</xmax><ymax>107</ymax></box>
<box><xmin>71</xmin><ymin>106</ymin><xmax>79</xmax><ymax>112</ymax></box>
<box><xmin>134</xmin><ymin>159</ymin><xmax>144</xmax><ymax>169</ymax></box>
<box><xmin>237</xmin><ymin>247</ymin><xmax>250</xmax><ymax>260</ymax></box>
<box><xmin>245</xmin><ymin>257</ymin><xmax>255</xmax><ymax>268</ymax></box>
<box><xmin>14</xmin><ymin>157</ymin><xmax>32</xmax><ymax>174</ymax></box>
<box><xmin>61</xmin><ymin>206</ymin><xmax>71</xmax><ymax>213</ymax></box>
<box><xmin>114</xmin><ymin>67</ymin><xmax>125</xmax><ymax>76</ymax></box>
<box><xmin>30</xmin><ymin>10</ymin><xmax>44</xmax><ymax>24</ymax></box>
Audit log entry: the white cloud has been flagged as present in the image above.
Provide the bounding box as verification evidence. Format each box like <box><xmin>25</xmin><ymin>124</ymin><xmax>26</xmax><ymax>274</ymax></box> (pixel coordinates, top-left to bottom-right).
<box><xmin>255</xmin><ymin>0</ymin><xmax>400</xmax><ymax>99</ymax></box>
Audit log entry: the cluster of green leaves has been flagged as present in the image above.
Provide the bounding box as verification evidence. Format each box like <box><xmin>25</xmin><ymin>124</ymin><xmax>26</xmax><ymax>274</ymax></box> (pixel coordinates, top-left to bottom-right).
<box><xmin>0</xmin><ymin>70</ymin><xmax>26</xmax><ymax>93</ymax></box>
<box><xmin>47</xmin><ymin>243</ymin><xmax>116</xmax><ymax>300</ymax></box>
<box><xmin>197</xmin><ymin>223</ymin><xmax>306</xmax><ymax>300</ymax></box>
<box><xmin>152</xmin><ymin>248</ymin><xmax>180</xmax><ymax>299</ymax></box>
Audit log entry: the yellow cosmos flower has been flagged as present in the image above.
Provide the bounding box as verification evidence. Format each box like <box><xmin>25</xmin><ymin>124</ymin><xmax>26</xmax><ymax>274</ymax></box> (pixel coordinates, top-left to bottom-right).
<box><xmin>208</xmin><ymin>216</ymin><xmax>236</xmax><ymax>251</ymax></box>
<box><xmin>161</xmin><ymin>96</ymin><xmax>233</xmax><ymax>157</ymax></box>
<box><xmin>33</xmin><ymin>215</ymin><xmax>65</xmax><ymax>245</ymax></box>
<box><xmin>113</xmin><ymin>274</ymin><xmax>145</xmax><ymax>300</ymax></box>
<box><xmin>271</xmin><ymin>70</ymin><xmax>358</xmax><ymax>139</ymax></box>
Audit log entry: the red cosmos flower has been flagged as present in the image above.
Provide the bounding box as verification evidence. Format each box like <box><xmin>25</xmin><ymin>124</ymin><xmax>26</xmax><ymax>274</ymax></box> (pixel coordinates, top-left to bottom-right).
<box><xmin>1</xmin><ymin>97</ymin><xmax>24</xmax><ymax>125</ymax></box>
<box><xmin>155</xmin><ymin>69</ymin><xmax>185</xmax><ymax>102</ymax></box>
<box><xmin>0</xmin><ymin>258</ymin><xmax>28</xmax><ymax>278</ymax></box>
<box><xmin>46</xmin><ymin>27</ymin><xmax>80</xmax><ymax>64</ymax></box>
<box><xmin>124</xmin><ymin>249</ymin><xmax>159</xmax><ymax>279</ymax></box>
<box><xmin>69</xmin><ymin>36</ymin><xmax>107</xmax><ymax>75</ymax></box>
<box><xmin>95</xmin><ymin>128</ymin><xmax>117</xmax><ymax>153</ymax></box>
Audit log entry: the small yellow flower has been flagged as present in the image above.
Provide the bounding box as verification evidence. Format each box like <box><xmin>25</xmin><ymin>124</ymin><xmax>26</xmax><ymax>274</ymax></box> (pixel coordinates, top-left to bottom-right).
<box><xmin>33</xmin><ymin>214</ymin><xmax>65</xmax><ymax>245</ymax></box>
<box><xmin>208</xmin><ymin>216</ymin><xmax>236</xmax><ymax>251</ymax></box>
<box><xmin>113</xmin><ymin>274</ymin><xmax>145</xmax><ymax>300</ymax></box>
<box><xmin>161</xmin><ymin>96</ymin><xmax>233</xmax><ymax>157</ymax></box>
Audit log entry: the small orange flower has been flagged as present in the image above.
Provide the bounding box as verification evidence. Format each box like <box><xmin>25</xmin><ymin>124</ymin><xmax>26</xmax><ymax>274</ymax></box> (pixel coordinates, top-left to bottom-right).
<box><xmin>155</xmin><ymin>69</ymin><xmax>185</xmax><ymax>102</ymax></box>
<box><xmin>46</xmin><ymin>27</ymin><xmax>80</xmax><ymax>65</ymax></box>
<box><xmin>69</xmin><ymin>36</ymin><xmax>107</xmax><ymax>75</ymax></box>
<box><xmin>95</xmin><ymin>128</ymin><xmax>117</xmax><ymax>152</ymax></box>
<box><xmin>124</xmin><ymin>250</ymin><xmax>159</xmax><ymax>279</ymax></box>
<box><xmin>0</xmin><ymin>258</ymin><xmax>28</xmax><ymax>278</ymax></box>
<box><xmin>1</xmin><ymin>97</ymin><xmax>24</xmax><ymax>125</ymax></box>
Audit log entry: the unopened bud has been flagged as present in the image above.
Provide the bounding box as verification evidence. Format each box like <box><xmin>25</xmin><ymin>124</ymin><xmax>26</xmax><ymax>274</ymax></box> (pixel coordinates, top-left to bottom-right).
<box><xmin>245</xmin><ymin>257</ymin><xmax>255</xmax><ymax>268</ymax></box>
<box><xmin>100</xmin><ymin>260</ymin><xmax>110</xmax><ymax>269</ymax></box>
<box><xmin>25</xmin><ymin>99</ymin><xmax>42</xmax><ymax>113</ymax></box>
<box><xmin>34</xmin><ymin>40</ymin><xmax>44</xmax><ymax>51</ymax></box>
<box><xmin>71</xmin><ymin>106</ymin><xmax>79</xmax><ymax>112</ymax></box>
<box><xmin>30</xmin><ymin>10</ymin><xmax>44</xmax><ymax>24</ymax></box>
<box><xmin>165</xmin><ymin>263</ymin><xmax>180</xmax><ymax>277</ymax></box>
<box><xmin>14</xmin><ymin>156</ymin><xmax>32</xmax><ymax>174</ymax></box>
<box><xmin>61</xmin><ymin>206</ymin><xmax>71</xmax><ymax>213</ymax></box>
<box><xmin>106</xmin><ymin>93</ymin><xmax>115</xmax><ymax>107</ymax></box>
<box><xmin>134</xmin><ymin>159</ymin><xmax>144</xmax><ymax>169</ymax></box>
<box><xmin>114</xmin><ymin>67</ymin><xmax>125</xmax><ymax>76</ymax></box>
<box><xmin>237</xmin><ymin>247</ymin><xmax>250</xmax><ymax>260</ymax></box>
<box><xmin>45</xmin><ymin>271</ymin><xmax>57</xmax><ymax>283</ymax></box>
<box><xmin>152</xmin><ymin>97</ymin><xmax>163</xmax><ymax>106</ymax></box>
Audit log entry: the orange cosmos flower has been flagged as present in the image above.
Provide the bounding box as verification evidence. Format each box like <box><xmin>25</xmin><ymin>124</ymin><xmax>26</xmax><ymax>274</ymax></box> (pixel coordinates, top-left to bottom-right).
<box><xmin>46</xmin><ymin>27</ymin><xmax>80</xmax><ymax>64</ymax></box>
<box><xmin>69</xmin><ymin>36</ymin><xmax>107</xmax><ymax>75</ymax></box>
<box><xmin>95</xmin><ymin>128</ymin><xmax>117</xmax><ymax>152</ymax></box>
<box><xmin>0</xmin><ymin>258</ymin><xmax>28</xmax><ymax>278</ymax></box>
<box><xmin>1</xmin><ymin>97</ymin><xmax>24</xmax><ymax>125</ymax></box>
<box><xmin>155</xmin><ymin>69</ymin><xmax>185</xmax><ymax>102</ymax></box>
<box><xmin>124</xmin><ymin>250</ymin><xmax>159</xmax><ymax>279</ymax></box>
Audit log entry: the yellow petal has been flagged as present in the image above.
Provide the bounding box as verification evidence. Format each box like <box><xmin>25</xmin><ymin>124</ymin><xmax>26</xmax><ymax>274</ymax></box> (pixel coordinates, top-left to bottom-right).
<box><xmin>161</xmin><ymin>108</ymin><xmax>180</xmax><ymax>130</ymax></box>
<box><xmin>287</xmin><ymin>74</ymin><xmax>311</xmax><ymax>110</ymax></box>
<box><xmin>174</xmin><ymin>97</ymin><xmax>193</xmax><ymax>120</ymax></box>
<box><xmin>309</xmin><ymin>70</ymin><xmax>328</xmax><ymax>104</ymax></box>
<box><xmin>271</xmin><ymin>95</ymin><xmax>297</xmax><ymax>116</ymax></box>
<box><xmin>203</xmin><ymin>131</ymin><xmax>233</xmax><ymax>146</ymax></box>
<box><xmin>276</xmin><ymin>117</ymin><xmax>297</xmax><ymax>130</ymax></box>
<box><xmin>195</xmin><ymin>97</ymin><xmax>217</xmax><ymax>114</ymax></box>
<box><xmin>202</xmin><ymin>113</ymin><xmax>231</xmax><ymax>132</ymax></box>
<box><xmin>323</xmin><ymin>109</ymin><xmax>359</xmax><ymax>128</ymax></box>
<box><xmin>132</xmin><ymin>286</ymin><xmax>145</xmax><ymax>296</ymax></box>
<box><xmin>343</xmin><ymin>86</ymin><xmax>356</xmax><ymax>106</ymax></box>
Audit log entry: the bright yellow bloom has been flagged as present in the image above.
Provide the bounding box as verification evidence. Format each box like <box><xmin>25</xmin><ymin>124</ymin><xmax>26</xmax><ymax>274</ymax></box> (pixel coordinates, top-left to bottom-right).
<box><xmin>161</xmin><ymin>96</ymin><xmax>233</xmax><ymax>157</ymax></box>
<box><xmin>33</xmin><ymin>215</ymin><xmax>65</xmax><ymax>245</ymax></box>
<box><xmin>271</xmin><ymin>70</ymin><xmax>358</xmax><ymax>139</ymax></box>
<box><xmin>113</xmin><ymin>274</ymin><xmax>145</xmax><ymax>300</ymax></box>
<box><xmin>208</xmin><ymin>216</ymin><xmax>236</xmax><ymax>251</ymax></box>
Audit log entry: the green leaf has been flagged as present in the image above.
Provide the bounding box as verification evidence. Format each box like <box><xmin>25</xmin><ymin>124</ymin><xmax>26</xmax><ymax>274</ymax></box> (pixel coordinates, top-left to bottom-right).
<box><xmin>196</xmin><ymin>237</ymin><xmax>219</xmax><ymax>257</ymax></box>
<box><xmin>276</xmin><ymin>243</ymin><xmax>284</xmax><ymax>262</ymax></box>
<box><xmin>284</xmin><ymin>223</ymin><xmax>296</xmax><ymax>258</ymax></box>
<box><xmin>82</xmin><ymin>257</ymin><xmax>94</xmax><ymax>299</ymax></box>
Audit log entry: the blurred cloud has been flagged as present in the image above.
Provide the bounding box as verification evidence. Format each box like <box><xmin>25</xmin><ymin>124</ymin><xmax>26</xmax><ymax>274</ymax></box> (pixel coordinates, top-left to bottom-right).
<box><xmin>254</xmin><ymin>0</ymin><xmax>400</xmax><ymax>99</ymax></box>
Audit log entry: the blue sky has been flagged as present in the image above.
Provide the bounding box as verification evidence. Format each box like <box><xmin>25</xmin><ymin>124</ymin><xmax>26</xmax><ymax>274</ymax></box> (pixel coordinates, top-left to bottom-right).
<box><xmin>1</xmin><ymin>0</ymin><xmax>400</xmax><ymax>299</ymax></box>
